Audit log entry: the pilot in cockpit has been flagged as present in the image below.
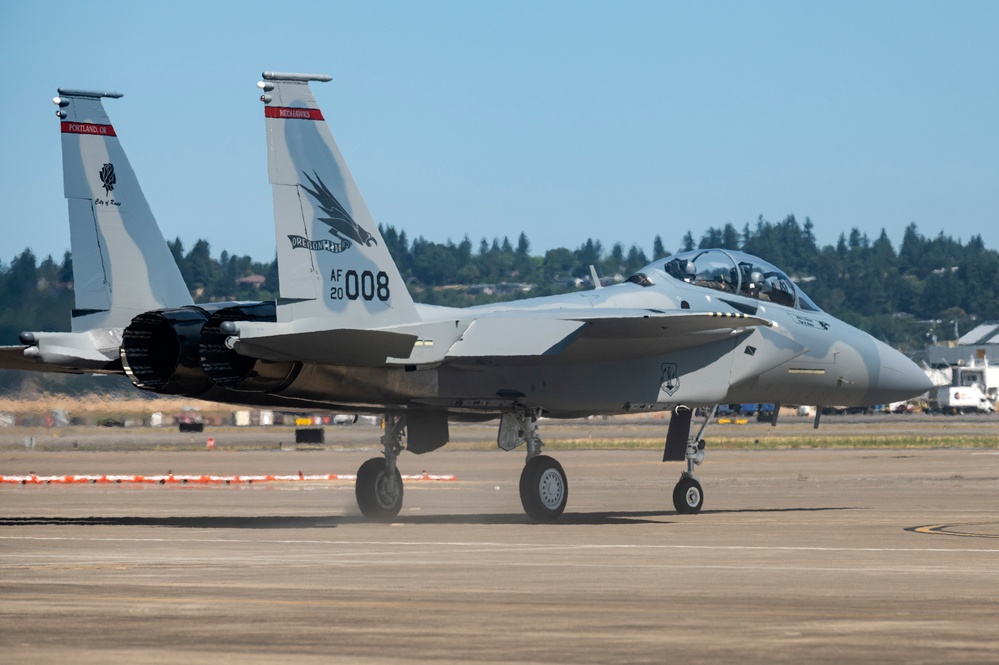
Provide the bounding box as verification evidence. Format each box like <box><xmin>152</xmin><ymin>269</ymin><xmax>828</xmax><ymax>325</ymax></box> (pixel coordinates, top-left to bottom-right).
<box><xmin>664</xmin><ymin>258</ymin><xmax>697</xmax><ymax>283</ymax></box>
<box><xmin>683</xmin><ymin>261</ymin><xmax>697</xmax><ymax>283</ymax></box>
<box><xmin>742</xmin><ymin>270</ymin><xmax>764</xmax><ymax>299</ymax></box>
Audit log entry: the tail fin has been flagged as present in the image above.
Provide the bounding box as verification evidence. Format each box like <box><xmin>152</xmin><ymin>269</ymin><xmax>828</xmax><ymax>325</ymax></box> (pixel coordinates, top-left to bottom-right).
<box><xmin>56</xmin><ymin>88</ymin><xmax>192</xmax><ymax>332</ymax></box>
<box><xmin>0</xmin><ymin>90</ymin><xmax>194</xmax><ymax>373</ymax></box>
<box><xmin>258</xmin><ymin>72</ymin><xmax>417</xmax><ymax>327</ymax></box>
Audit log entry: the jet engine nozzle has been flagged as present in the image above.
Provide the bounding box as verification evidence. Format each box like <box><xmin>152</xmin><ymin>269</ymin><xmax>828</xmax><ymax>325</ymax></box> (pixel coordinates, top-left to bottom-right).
<box><xmin>120</xmin><ymin>308</ymin><xmax>214</xmax><ymax>395</ymax></box>
<box><xmin>198</xmin><ymin>302</ymin><xmax>299</xmax><ymax>392</ymax></box>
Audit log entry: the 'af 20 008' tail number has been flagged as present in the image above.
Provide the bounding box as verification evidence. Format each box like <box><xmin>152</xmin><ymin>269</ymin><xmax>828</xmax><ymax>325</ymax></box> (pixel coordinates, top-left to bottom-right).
<box><xmin>330</xmin><ymin>269</ymin><xmax>390</xmax><ymax>302</ymax></box>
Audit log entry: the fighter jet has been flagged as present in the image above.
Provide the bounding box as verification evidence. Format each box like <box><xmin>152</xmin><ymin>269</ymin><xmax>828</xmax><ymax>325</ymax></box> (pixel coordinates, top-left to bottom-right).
<box><xmin>2</xmin><ymin>75</ymin><xmax>933</xmax><ymax>522</ymax></box>
<box><xmin>220</xmin><ymin>72</ymin><xmax>933</xmax><ymax>519</ymax></box>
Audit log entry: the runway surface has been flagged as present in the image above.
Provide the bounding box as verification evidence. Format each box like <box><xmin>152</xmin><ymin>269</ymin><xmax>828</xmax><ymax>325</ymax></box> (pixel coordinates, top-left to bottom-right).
<box><xmin>3</xmin><ymin>443</ymin><xmax>999</xmax><ymax>663</ymax></box>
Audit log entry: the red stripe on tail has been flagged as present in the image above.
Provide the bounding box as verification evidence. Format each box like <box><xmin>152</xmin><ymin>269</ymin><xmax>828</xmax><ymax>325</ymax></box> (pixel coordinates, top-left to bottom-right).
<box><xmin>60</xmin><ymin>122</ymin><xmax>116</xmax><ymax>136</ymax></box>
<box><xmin>264</xmin><ymin>107</ymin><xmax>325</xmax><ymax>121</ymax></box>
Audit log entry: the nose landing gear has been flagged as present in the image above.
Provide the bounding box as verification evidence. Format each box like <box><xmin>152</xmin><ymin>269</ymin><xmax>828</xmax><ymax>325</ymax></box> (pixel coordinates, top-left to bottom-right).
<box><xmin>673</xmin><ymin>474</ymin><xmax>704</xmax><ymax>514</ymax></box>
<box><xmin>664</xmin><ymin>405</ymin><xmax>712</xmax><ymax>514</ymax></box>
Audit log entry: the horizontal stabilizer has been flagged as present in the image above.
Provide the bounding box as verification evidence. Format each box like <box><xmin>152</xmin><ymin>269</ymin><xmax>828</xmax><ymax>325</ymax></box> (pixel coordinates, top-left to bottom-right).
<box><xmin>0</xmin><ymin>344</ymin><xmax>121</xmax><ymax>374</ymax></box>
<box><xmin>232</xmin><ymin>324</ymin><xmax>417</xmax><ymax>366</ymax></box>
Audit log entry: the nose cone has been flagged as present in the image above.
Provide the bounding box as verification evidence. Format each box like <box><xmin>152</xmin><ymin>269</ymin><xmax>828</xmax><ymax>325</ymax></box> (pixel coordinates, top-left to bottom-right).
<box><xmin>867</xmin><ymin>340</ymin><xmax>934</xmax><ymax>404</ymax></box>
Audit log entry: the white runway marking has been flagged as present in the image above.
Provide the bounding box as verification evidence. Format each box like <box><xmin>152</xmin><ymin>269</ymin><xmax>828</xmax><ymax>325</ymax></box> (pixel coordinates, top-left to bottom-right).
<box><xmin>2</xmin><ymin>535</ymin><xmax>998</xmax><ymax>554</ymax></box>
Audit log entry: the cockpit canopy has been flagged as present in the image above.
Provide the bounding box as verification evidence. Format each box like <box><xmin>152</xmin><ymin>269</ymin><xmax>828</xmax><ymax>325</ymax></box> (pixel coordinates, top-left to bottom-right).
<box><xmin>654</xmin><ymin>249</ymin><xmax>821</xmax><ymax>312</ymax></box>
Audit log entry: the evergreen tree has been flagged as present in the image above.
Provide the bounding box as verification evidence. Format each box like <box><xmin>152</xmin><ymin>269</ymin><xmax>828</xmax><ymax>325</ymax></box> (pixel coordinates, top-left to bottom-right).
<box><xmin>681</xmin><ymin>231</ymin><xmax>695</xmax><ymax>252</ymax></box>
<box><xmin>516</xmin><ymin>232</ymin><xmax>530</xmax><ymax>256</ymax></box>
<box><xmin>652</xmin><ymin>235</ymin><xmax>668</xmax><ymax>260</ymax></box>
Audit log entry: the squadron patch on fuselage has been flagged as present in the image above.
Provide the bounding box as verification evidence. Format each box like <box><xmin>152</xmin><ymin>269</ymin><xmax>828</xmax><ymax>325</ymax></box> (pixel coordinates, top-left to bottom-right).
<box><xmin>660</xmin><ymin>362</ymin><xmax>680</xmax><ymax>396</ymax></box>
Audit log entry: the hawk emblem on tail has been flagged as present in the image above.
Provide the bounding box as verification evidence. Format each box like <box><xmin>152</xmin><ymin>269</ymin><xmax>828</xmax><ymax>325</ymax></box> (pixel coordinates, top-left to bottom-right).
<box><xmin>301</xmin><ymin>171</ymin><xmax>377</xmax><ymax>248</ymax></box>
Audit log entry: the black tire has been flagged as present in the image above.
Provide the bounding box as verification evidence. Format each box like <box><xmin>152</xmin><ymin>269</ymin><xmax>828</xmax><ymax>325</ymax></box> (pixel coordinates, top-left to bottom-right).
<box><xmin>355</xmin><ymin>457</ymin><xmax>403</xmax><ymax>520</ymax></box>
<box><xmin>673</xmin><ymin>476</ymin><xmax>703</xmax><ymax>514</ymax></box>
<box><xmin>519</xmin><ymin>455</ymin><xmax>568</xmax><ymax>521</ymax></box>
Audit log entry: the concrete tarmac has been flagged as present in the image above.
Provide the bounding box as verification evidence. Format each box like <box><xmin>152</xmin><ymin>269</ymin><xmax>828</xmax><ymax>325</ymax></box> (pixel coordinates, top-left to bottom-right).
<box><xmin>2</xmin><ymin>444</ymin><xmax>999</xmax><ymax>663</ymax></box>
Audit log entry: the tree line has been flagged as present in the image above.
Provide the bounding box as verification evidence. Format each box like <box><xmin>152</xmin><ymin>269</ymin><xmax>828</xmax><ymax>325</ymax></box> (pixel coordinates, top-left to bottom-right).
<box><xmin>2</xmin><ymin>215</ymin><xmax>997</xmax><ymax>353</ymax></box>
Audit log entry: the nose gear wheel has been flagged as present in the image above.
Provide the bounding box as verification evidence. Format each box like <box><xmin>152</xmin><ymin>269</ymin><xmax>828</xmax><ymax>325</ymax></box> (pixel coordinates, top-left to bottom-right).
<box><xmin>673</xmin><ymin>475</ymin><xmax>703</xmax><ymax>514</ymax></box>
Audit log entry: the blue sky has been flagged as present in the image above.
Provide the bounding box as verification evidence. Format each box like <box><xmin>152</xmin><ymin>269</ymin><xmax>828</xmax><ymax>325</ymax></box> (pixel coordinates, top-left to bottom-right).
<box><xmin>2</xmin><ymin>1</ymin><xmax>997</xmax><ymax>267</ymax></box>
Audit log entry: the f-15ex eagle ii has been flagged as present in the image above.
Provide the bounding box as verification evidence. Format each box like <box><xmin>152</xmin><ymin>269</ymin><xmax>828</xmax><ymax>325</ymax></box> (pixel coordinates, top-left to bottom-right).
<box><xmin>1</xmin><ymin>72</ymin><xmax>933</xmax><ymax>521</ymax></box>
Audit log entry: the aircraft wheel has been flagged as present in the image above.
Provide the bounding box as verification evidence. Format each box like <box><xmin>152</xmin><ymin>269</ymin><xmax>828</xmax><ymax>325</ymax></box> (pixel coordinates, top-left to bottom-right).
<box><xmin>673</xmin><ymin>476</ymin><xmax>703</xmax><ymax>514</ymax></box>
<box><xmin>519</xmin><ymin>455</ymin><xmax>568</xmax><ymax>521</ymax></box>
<box><xmin>355</xmin><ymin>457</ymin><xmax>403</xmax><ymax>520</ymax></box>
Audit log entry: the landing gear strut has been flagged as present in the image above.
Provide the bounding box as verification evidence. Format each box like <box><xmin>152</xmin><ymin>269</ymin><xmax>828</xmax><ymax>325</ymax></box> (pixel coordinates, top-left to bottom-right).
<box><xmin>664</xmin><ymin>405</ymin><xmax>712</xmax><ymax>514</ymax></box>
<box><xmin>501</xmin><ymin>408</ymin><xmax>568</xmax><ymax>521</ymax></box>
<box><xmin>355</xmin><ymin>414</ymin><xmax>405</xmax><ymax>520</ymax></box>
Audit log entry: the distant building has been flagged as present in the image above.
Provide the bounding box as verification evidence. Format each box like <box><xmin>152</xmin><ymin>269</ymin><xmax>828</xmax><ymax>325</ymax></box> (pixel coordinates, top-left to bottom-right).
<box><xmin>960</xmin><ymin>323</ymin><xmax>999</xmax><ymax>345</ymax></box>
<box><xmin>236</xmin><ymin>274</ymin><xmax>266</xmax><ymax>289</ymax></box>
<box><xmin>927</xmin><ymin>322</ymin><xmax>999</xmax><ymax>366</ymax></box>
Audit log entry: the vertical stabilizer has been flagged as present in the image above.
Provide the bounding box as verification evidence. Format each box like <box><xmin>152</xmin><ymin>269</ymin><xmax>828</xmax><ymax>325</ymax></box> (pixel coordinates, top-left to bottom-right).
<box><xmin>56</xmin><ymin>89</ymin><xmax>192</xmax><ymax>332</ymax></box>
<box><xmin>258</xmin><ymin>72</ymin><xmax>418</xmax><ymax>327</ymax></box>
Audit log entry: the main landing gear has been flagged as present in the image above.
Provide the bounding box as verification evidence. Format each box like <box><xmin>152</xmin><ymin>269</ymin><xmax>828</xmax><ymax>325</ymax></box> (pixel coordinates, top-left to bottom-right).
<box><xmin>520</xmin><ymin>455</ymin><xmax>568</xmax><ymax>521</ymax></box>
<box><xmin>663</xmin><ymin>405</ymin><xmax>712</xmax><ymax>514</ymax></box>
<box><xmin>500</xmin><ymin>409</ymin><xmax>568</xmax><ymax>521</ymax></box>
<box><xmin>501</xmin><ymin>404</ymin><xmax>713</xmax><ymax>521</ymax></box>
<box><xmin>355</xmin><ymin>414</ymin><xmax>405</xmax><ymax>520</ymax></box>
<box><xmin>354</xmin><ymin>406</ymin><xmax>713</xmax><ymax>522</ymax></box>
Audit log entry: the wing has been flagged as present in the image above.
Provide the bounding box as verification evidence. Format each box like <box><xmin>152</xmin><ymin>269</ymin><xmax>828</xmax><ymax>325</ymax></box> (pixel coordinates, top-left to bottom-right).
<box><xmin>226</xmin><ymin>310</ymin><xmax>773</xmax><ymax>368</ymax></box>
<box><xmin>444</xmin><ymin>310</ymin><xmax>776</xmax><ymax>362</ymax></box>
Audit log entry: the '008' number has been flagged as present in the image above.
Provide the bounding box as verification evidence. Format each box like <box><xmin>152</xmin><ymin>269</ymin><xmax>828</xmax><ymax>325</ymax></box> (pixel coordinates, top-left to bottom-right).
<box><xmin>331</xmin><ymin>270</ymin><xmax>390</xmax><ymax>302</ymax></box>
